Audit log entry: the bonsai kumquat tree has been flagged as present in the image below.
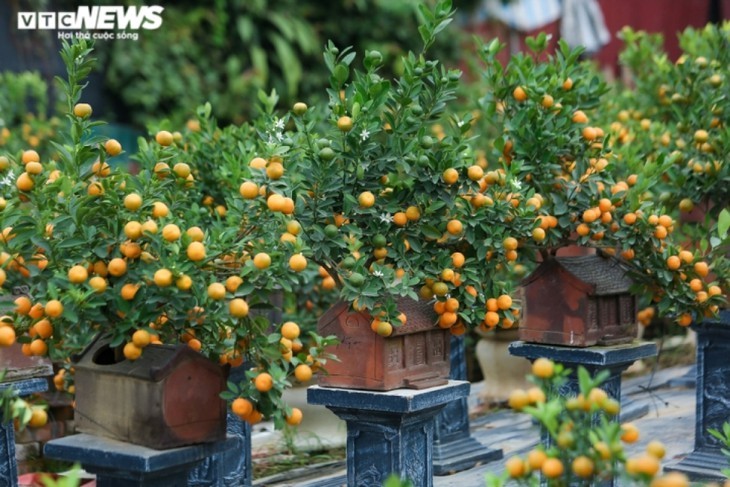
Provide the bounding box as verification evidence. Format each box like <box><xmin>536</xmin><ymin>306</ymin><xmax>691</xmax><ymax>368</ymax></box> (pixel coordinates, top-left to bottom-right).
<box><xmin>0</xmin><ymin>39</ymin><xmax>335</xmax><ymax>430</ymax></box>
<box><xmin>487</xmin><ymin>358</ymin><xmax>692</xmax><ymax>487</ymax></box>
<box><xmin>476</xmin><ymin>35</ymin><xmax>725</xmax><ymax>329</ymax></box>
<box><xmin>271</xmin><ymin>0</ymin><xmax>533</xmax><ymax>336</ymax></box>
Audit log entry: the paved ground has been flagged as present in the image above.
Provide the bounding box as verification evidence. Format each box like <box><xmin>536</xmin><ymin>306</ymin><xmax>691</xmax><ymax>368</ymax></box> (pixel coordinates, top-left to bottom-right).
<box><xmin>254</xmin><ymin>365</ymin><xmax>700</xmax><ymax>486</ymax></box>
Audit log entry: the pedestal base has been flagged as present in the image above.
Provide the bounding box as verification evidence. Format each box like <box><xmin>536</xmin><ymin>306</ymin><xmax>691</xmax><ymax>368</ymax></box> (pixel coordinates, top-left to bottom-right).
<box><xmin>433</xmin><ymin>336</ymin><xmax>502</xmax><ymax>475</ymax></box>
<box><xmin>308</xmin><ymin>381</ymin><xmax>469</xmax><ymax>487</ymax></box>
<box><xmin>432</xmin><ymin>432</ymin><xmax>502</xmax><ymax>475</ymax></box>
<box><xmin>665</xmin><ymin>449</ymin><xmax>728</xmax><ymax>482</ymax></box>
<box><xmin>44</xmin><ymin>434</ymin><xmax>238</xmax><ymax>487</ymax></box>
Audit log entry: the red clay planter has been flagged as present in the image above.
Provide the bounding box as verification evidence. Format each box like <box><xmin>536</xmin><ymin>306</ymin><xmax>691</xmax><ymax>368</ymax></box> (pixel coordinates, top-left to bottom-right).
<box><xmin>318</xmin><ymin>298</ymin><xmax>450</xmax><ymax>391</ymax></box>
<box><xmin>519</xmin><ymin>254</ymin><xmax>638</xmax><ymax>347</ymax></box>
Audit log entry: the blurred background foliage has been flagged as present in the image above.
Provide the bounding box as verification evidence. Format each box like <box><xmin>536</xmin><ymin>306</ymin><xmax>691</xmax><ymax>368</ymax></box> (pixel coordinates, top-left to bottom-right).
<box><xmin>95</xmin><ymin>0</ymin><xmax>463</xmax><ymax>127</ymax></box>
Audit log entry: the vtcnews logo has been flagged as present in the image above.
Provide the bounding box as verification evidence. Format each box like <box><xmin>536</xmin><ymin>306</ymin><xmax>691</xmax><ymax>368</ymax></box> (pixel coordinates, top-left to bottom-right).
<box><xmin>17</xmin><ymin>6</ymin><xmax>164</xmax><ymax>41</ymax></box>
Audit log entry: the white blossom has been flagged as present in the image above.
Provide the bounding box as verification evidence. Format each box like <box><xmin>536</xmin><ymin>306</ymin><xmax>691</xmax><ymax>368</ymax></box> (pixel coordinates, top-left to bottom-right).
<box><xmin>360</xmin><ymin>129</ymin><xmax>370</xmax><ymax>141</ymax></box>
<box><xmin>511</xmin><ymin>179</ymin><xmax>522</xmax><ymax>190</ymax></box>
<box><xmin>0</xmin><ymin>172</ymin><xmax>16</xmax><ymax>187</ymax></box>
<box><xmin>378</xmin><ymin>213</ymin><xmax>392</xmax><ymax>223</ymax></box>
<box><xmin>273</xmin><ymin>118</ymin><xmax>285</xmax><ymax>131</ymax></box>
<box><xmin>457</xmin><ymin>120</ymin><xmax>465</xmax><ymax>128</ymax></box>
<box><xmin>372</xmin><ymin>270</ymin><xmax>384</xmax><ymax>278</ymax></box>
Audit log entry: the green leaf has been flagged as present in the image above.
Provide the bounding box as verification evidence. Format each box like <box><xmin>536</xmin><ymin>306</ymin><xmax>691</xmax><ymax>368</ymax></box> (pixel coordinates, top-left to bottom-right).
<box><xmin>718</xmin><ymin>209</ymin><xmax>730</xmax><ymax>239</ymax></box>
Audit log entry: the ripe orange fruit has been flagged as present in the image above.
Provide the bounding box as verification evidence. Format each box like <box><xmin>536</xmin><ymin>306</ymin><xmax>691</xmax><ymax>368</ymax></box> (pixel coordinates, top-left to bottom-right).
<box><xmin>572</xmin><ymin>110</ymin><xmax>588</xmax><ymax>124</ymax></box>
<box><xmin>295</xmin><ymin>364</ymin><xmax>313</xmax><ymax>382</ymax></box>
<box><xmin>286</xmin><ymin>407</ymin><xmax>303</xmax><ymax>426</ymax></box>
<box><xmin>105</xmin><ymin>139</ymin><xmax>122</xmax><ymax>156</ymax></box>
<box><xmin>231</xmin><ymin>398</ymin><xmax>254</xmax><ymax>419</ymax></box>
<box><xmin>88</xmin><ymin>276</ymin><xmax>107</xmax><ymax>293</ymax></box>
<box><xmin>187</xmin><ymin>241</ymin><xmax>206</xmax><ymax>261</ymax></box>
<box><xmin>225</xmin><ymin>276</ymin><xmax>243</xmax><ymax>293</ymax></box>
<box><xmin>253</xmin><ymin>253</ymin><xmax>271</xmax><ymax>269</ymax></box>
<box><xmin>16</xmin><ymin>172</ymin><xmax>34</xmax><ymax>191</ymax></box>
<box><xmin>254</xmin><ymin>372</ymin><xmax>273</xmax><ymax>392</ymax></box>
<box><xmin>123</xmin><ymin>342</ymin><xmax>142</xmax><ymax>361</ymax></box>
<box><xmin>162</xmin><ymin>224</ymin><xmax>181</xmax><ymax>242</ymax></box>
<box><xmin>376</xmin><ymin>321</ymin><xmax>393</xmax><ymax>337</ymax></box>
<box><xmin>503</xmin><ymin>237</ymin><xmax>518</xmax><ymax>251</ymax></box>
<box><xmin>626</xmin><ymin>454</ymin><xmax>660</xmax><ymax>476</ymax></box>
<box><xmin>132</xmin><ymin>330</ymin><xmax>151</xmax><ymax>348</ymax></box>
<box><xmin>229</xmin><ymin>298</ymin><xmax>249</xmax><ymax>318</ymax></box>
<box><xmin>281</xmin><ymin>321</ymin><xmax>300</xmax><ymax>340</ymax></box>
<box><xmin>572</xmin><ymin>456</ymin><xmax>594</xmax><ymax>478</ymax></box>
<box><xmin>91</xmin><ymin>161</ymin><xmax>110</xmax><ymax>177</ymax></box>
<box><xmin>405</xmin><ymin>206</ymin><xmax>421</xmax><ymax>221</ymax></box>
<box><xmin>512</xmin><ymin>86</ymin><xmax>527</xmax><ymax>102</ymax></box>
<box><xmin>541</xmin><ymin>458</ymin><xmax>564</xmax><ymax>478</ymax></box>
<box><xmin>73</xmin><ymin>103</ymin><xmax>92</xmax><ymax>118</ymax></box>
<box><xmin>25</xmin><ymin>161</ymin><xmax>42</xmax><ymax>175</ymax></box>
<box><xmin>497</xmin><ymin>294</ymin><xmax>512</xmax><ymax>310</ymax></box>
<box><xmin>207</xmin><ymin>282</ymin><xmax>226</xmax><ymax>300</ymax></box>
<box><xmin>694</xmin><ymin>261</ymin><xmax>709</xmax><ymax>277</ymax></box>
<box><xmin>239</xmin><ymin>181</ymin><xmax>259</xmax><ymax>199</ymax></box>
<box><xmin>337</xmin><ymin>116</ymin><xmax>353</xmax><ymax>132</ymax></box>
<box><xmin>0</xmin><ymin>326</ymin><xmax>16</xmax><ymax>347</ymax></box>
<box><xmin>22</xmin><ymin>150</ymin><xmax>40</xmax><ymax>164</ymax></box>
<box><xmin>358</xmin><ymin>191</ymin><xmax>375</xmax><ymax>208</ymax></box>
<box><xmin>124</xmin><ymin>221</ymin><xmax>143</xmax><ymax>240</ymax></box>
<box><xmin>646</xmin><ymin>440</ymin><xmax>666</xmax><ymax>459</ymax></box>
<box><xmin>446</xmin><ymin>219</ymin><xmax>463</xmax><ymax>235</ymax></box>
<box><xmin>141</xmin><ymin>219</ymin><xmax>158</xmax><ymax>235</ymax></box>
<box><xmin>154</xmin><ymin>268</ymin><xmax>173</xmax><ymax>287</ymax></box>
<box><xmin>289</xmin><ymin>253</ymin><xmax>307</xmax><ymax>272</ymax></box>
<box><xmin>541</xmin><ymin>94</ymin><xmax>554</xmax><ymax>108</ymax></box>
<box><xmin>14</xmin><ymin>296</ymin><xmax>32</xmax><ymax>315</ymax></box>
<box><xmin>152</xmin><ymin>201</ymin><xmax>169</xmax><ymax>219</ymax></box>
<box><xmin>667</xmin><ymin>256</ymin><xmax>681</xmax><ymax>270</ymax></box>
<box><xmin>45</xmin><ymin>300</ymin><xmax>63</xmax><ymax>318</ymax></box>
<box><xmin>562</xmin><ymin>78</ymin><xmax>573</xmax><ymax>90</ymax></box>
<box><xmin>155</xmin><ymin>130</ymin><xmax>174</xmax><ymax>146</ymax></box>
<box><xmin>121</xmin><ymin>283</ymin><xmax>140</xmax><ymax>300</ymax></box>
<box><xmin>442</xmin><ymin>168</ymin><xmax>459</xmax><ymax>185</ymax></box>
<box><xmin>621</xmin><ymin>422</ymin><xmax>640</xmax><ymax>443</ymax></box>
<box><xmin>527</xmin><ymin>449</ymin><xmax>547</xmax><ymax>470</ymax></box>
<box><xmin>28</xmin><ymin>407</ymin><xmax>48</xmax><ymax>428</ymax></box>
<box><xmin>108</xmin><ymin>258</ymin><xmax>127</xmax><ymax>277</ymax></box>
<box><xmin>505</xmin><ymin>456</ymin><xmax>526</xmax><ymax>478</ymax></box>
<box><xmin>508</xmin><ymin>389</ymin><xmax>529</xmax><ymax>410</ymax></box>
<box><xmin>29</xmin><ymin>338</ymin><xmax>48</xmax><ymax>356</ymax></box>
<box><xmin>532</xmin><ymin>358</ymin><xmax>554</xmax><ymax>378</ymax></box>
<box><xmin>68</xmin><ymin>265</ymin><xmax>88</xmax><ymax>284</ymax></box>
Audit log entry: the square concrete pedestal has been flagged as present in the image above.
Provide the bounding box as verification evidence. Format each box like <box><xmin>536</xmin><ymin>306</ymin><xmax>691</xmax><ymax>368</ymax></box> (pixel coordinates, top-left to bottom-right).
<box><xmin>308</xmin><ymin>381</ymin><xmax>469</xmax><ymax>487</ymax></box>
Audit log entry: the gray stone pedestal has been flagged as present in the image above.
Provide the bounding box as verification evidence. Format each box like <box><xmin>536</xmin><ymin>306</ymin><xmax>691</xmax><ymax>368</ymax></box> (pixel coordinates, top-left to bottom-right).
<box><xmin>1</xmin><ymin>378</ymin><xmax>50</xmax><ymax>487</ymax></box>
<box><xmin>308</xmin><ymin>381</ymin><xmax>469</xmax><ymax>487</ymax></box>
<box><xmin>44</xmin><ymin>433</ymin><xmax>238</xmax><ymax>487</ymax></box>
<box><xmin>433</xmin><ymin>337</ymin><xmax>502</xmax><ymax>475</ymax></box>
<box><xmin>509</xmin><ymin>341</ymin><xmax>657</xmax><ymax>423</ymax></box>
<box><xmin>509</xmin><ymin>341</ymin><xmax>657</xmax><ymax>487</ymax></box>
<box><xmin>666</xmin><ymin>311</ymin><xmax>730</xmax><ymax>482</ymax></box>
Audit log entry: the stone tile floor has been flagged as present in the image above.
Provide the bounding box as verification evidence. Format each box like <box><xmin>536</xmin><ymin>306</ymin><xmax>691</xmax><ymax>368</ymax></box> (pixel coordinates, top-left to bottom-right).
<box><xmin>254</xmin><ymin>365</ymin><xmax>699</xmax><ymax>486</ymax></box>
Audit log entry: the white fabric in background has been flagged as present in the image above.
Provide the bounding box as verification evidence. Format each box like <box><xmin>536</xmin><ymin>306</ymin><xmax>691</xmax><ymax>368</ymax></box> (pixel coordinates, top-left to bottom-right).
<box><xmin>560</xmin><ymin>0</ymin><xmax>611</xmax><ymax>53</ymax></box>
<box><xmin>483</xmin><ymin>0</ymin><xmax>562</xmax><ymax>31</ymax></box>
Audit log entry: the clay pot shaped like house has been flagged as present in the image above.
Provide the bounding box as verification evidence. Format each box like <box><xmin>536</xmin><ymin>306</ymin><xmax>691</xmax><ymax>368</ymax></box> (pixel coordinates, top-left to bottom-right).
<box><xmin>519</xmin><ymin>254</ymin><xmax>638</xmax><ymax>347</ymax></box>
<box><xmin>73</xmin><ymin>334</ymin><xmax>228</xmax><ymax>449</ymax></box>
<box><xmin>318</xmin><ymin>298</ymin><xmax>450</xmax><ymax>391</ymax></box>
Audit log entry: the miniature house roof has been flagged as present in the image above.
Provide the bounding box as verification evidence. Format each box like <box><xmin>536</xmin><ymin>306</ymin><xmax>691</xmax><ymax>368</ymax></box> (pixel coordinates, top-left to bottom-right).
<box><xmin>556</xmin><ymin>254</ymin><xmax>633</xmax><ymax>295</ymax></box>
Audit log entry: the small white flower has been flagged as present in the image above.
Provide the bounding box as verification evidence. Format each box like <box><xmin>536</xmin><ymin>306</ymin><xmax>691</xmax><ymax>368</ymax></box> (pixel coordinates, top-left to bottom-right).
<box><xmin>457</xmin><ymin>120</ymin><xmax>465</xmax><ymax>128</ymax></box>
<box><xmin>274</xmin><ymin>118</ymin><xmax>285</xmax><ymax>131</ymax></box>
<box><xmin>0</xmin><ymin>173</ymin><xmax>15</xmax><ymax>187</ymax></box>
<box><xmin>274</xmin><ymin>131</ymin><xmax>284</xmax><ymax>141</ymax></box>
<box><xmin>379</xmin><ymin>213</ymin><xmax>392</xmax><ymax>223</ymax></box>
<box><xmin>511</xmin><ymin>179</ymin><xmax>522</xmax><ymax>190</ymax></box>
<box><xmin>372</xmin><ymin>270</ymin><xmax>384</xmax><ymax>278</ymax></box>
<box><xmin>360</xmin><ymin>129</ymin><xmax>370</xmax><ymax>141</ymax></box>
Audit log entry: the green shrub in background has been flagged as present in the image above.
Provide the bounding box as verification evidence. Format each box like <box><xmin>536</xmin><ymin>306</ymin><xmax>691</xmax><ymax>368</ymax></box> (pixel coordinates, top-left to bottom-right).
<box><xmin>101</xmin><ymin>0</ymin><xmax>461</xmax><ymax>127</ymax></box>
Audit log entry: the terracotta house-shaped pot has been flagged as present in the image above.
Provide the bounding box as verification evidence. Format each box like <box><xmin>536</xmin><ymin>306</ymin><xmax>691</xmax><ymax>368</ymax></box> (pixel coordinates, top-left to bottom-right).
<box><xmin>318</xmin><ymin>297</ymin><xmax>450</xmax><ymax>391</ymax></box>
<box><xmin>519</xmin><ymin>254</ymin><xmax>638</xmax><ymax>347</ymax></box>
<box><xmin>73</xmin><ymin>334</ymin><xmax>228</xmax><ymax>449</ymax></box>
